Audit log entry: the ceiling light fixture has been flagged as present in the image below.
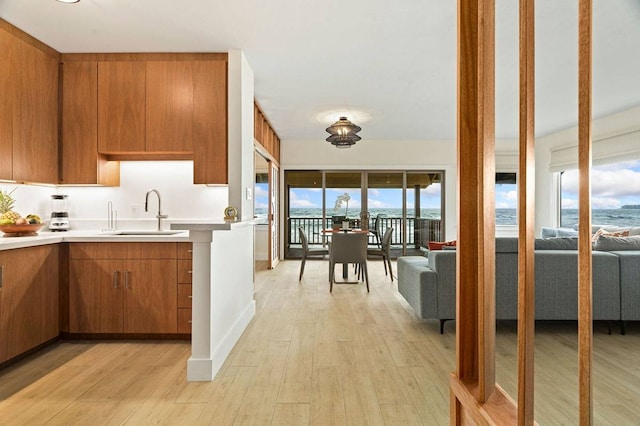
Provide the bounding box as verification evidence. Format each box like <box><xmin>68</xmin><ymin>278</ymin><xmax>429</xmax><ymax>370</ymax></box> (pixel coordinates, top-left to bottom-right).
<box><xmin>56</xmin><ymin>0</ymin><xmax>80</xmax><ymax>3</ymax></box>
<box><xmin>325</xmin><ymin>116</ymin><xmax>362</xmax><ymax>149</ymax></box>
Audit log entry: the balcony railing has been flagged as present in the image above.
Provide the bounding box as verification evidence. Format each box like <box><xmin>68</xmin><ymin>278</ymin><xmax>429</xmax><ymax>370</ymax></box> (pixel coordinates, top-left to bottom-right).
<box><xmin>287</xmin><ymin>216</ymin><xmax>442</xmax><ymax>249</ymax></box>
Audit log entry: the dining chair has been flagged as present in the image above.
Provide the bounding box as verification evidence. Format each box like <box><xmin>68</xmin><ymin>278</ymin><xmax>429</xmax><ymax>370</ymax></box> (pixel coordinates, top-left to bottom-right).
<box><xmin>369</xmin><ymin>214</ymin><xmax>385</xmax><ymax>247</ymax></box>
<box><xmin>367</xmin><ymin>227</ymin><xmax>394</xmax><ymax>281</ymax></box>
<box><xmin>328</xmin><ymin>232</ymin><xmax>369</xmax><ymax>292</ymax></box>
<box><xmin>298</xmin><ymin>226</ymin><xmax>329</xmax><ymax>281</ymax></box>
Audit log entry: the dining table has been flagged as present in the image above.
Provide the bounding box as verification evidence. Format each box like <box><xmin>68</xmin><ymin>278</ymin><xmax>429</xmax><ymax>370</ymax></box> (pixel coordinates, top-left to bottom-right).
<box><xmin>322</xmin><ymin>228</ymin><xmax>370</xmax><ymax>280</ymax></box>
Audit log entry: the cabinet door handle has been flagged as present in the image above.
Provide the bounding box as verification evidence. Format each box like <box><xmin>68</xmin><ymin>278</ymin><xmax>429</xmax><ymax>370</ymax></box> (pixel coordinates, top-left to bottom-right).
<box><xmin>188</xmin><ymin>270</ymin><xmax>192</xmax><ymax>274</ymax></box>
<box><xmin>188</xmin><ymin>320</ymin><xmax>192</xmax><ymax>324</ymax></box>
<box><xmin>187</xmin><ymin>249</ymin><xmax>193</xmax><ymax>253</ymax></box>
<box><xmin>0</xmin><ymin>265</ymin><xmax>4</xmax><ymax>289</ymax></box>
<box><xmin>187</xmin><ymin>295</ymin><xmax>193</xmax><ymax>299</ymax></box>
<box><xmin>125</xmin><ymin>270</ymin><xmax>131</xmax><ymax>289</ymax></box>
<box><xmin>113</xmin><ymin>270</ymin><xmax>120</xmax><ymax>289</ymax></box>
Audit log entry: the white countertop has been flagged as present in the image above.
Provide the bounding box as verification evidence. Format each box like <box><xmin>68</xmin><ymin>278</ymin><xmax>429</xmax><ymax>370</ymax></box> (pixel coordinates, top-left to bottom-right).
<box><xmin>0</xmin><ymin>229</ymin><xmax>190</xmax><ymax>251</ymax></box>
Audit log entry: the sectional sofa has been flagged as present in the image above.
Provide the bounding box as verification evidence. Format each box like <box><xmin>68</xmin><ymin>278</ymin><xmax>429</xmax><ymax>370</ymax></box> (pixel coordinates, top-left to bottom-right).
<box><xmin>397</xmin><ymin>236</ymin><xmax>640</xmax><ymax>333</ymax></box>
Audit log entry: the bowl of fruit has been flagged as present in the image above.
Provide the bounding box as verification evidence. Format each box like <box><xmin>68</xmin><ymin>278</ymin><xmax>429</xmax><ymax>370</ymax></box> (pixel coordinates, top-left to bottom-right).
<box><xmin>0</xmin><ymin>189</ymin><xmax>44</xmax><ymax>237</ymax></box>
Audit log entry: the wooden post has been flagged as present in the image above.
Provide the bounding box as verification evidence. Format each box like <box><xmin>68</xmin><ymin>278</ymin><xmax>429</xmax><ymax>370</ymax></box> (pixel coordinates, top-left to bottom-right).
<box><xmin>517</xmin><ymin>0</ymin><xmax>536</xmax><ymax>424</ymax></box>
<box><xmin>578</xmin><ymin>0</ymin><xmax>593</xmax><ymax>424</ymax></box>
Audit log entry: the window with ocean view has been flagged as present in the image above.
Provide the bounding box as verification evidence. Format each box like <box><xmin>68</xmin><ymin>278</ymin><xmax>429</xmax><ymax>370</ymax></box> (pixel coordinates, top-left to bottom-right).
<box><xmin>284</xmin><ymin>170</ymin><xmax>444</xmax><ymax>258</ymax></box>
<box><xmin>560</xmin><ymin>160</ymin><xmax>640</xmax><ymax>228</ymax></box>
<box><xmin>496</xmin><ymin>172</ymin><xmax>517</xmax><ymax>226</ymax></box>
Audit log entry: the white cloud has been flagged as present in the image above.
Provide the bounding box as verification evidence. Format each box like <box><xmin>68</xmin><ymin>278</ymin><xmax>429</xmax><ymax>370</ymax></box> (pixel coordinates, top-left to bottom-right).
<box><xmin>562</xmin><ymin>198</ymin><xmax>578</xmax><ymax>209</ymax></box>
<box><xmin>423</xmin><ymin>184</ymin><xmax>441</xmax><ymax>196</ymax></box>
<box><xmin>255</xmin><ymin>201</ymin><xmax>269</xmax><ymax>209</ymax></box>
<box><xmin>501</xmin><ymin>190</ymin><xmax>518</xmax><ymax>201</ymax></box>
<box><xmin>289</xmin><ymin>191</ymin><xmax>318</xmax><ymax>208</ymax></box>
<box><xmin>562</xmin><ymin>166</ymin><xmax>640</xmax><ymax>201</ymax></box>
<box><xmin>591</xmin><ymin>197</ymin><xmax>621</xmax><ymax>209</ymax></box>
<box><xmin>254</xmin><ymin>186</ymin><xmax>269</xmax><ymax>198</ymax></box>
<box><xmin>369</xmin><ymin>188</ymin><xmax>381</xmax><ymax>197</ymax></box>
<box><xmin>368</xmin><ymin>199</ymin><xmax>392</xmax><ymax>208</ymax></box>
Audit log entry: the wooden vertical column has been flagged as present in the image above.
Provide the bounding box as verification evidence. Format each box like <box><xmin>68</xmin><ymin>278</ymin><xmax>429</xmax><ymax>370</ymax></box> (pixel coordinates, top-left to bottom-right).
<box><xmin>450</xmin><ymin>0</ymin><xmax>517</xmax><ymax>423</ymax></box>
<box><xmin>578</xmin><ymin>0</ymin><xmax>593</xmax><ymax>424</ymax></box>
<box><xmin>517</xmin><ymin>0</ymin><xmax>536</xmax><ymax>424</ymax></box>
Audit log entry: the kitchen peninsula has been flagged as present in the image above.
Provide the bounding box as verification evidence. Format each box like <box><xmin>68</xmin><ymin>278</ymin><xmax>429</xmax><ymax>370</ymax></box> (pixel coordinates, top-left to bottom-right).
<box><xmin>171</xmin><ymin>221</ymin><xmax>255</xmax><ymax>381</ymax></box>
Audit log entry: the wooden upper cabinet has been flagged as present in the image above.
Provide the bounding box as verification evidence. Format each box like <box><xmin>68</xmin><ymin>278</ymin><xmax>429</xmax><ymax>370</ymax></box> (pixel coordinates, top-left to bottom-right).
<box><xmin>0</xmin><ymin>29</ymin><xmax>13</xmax><ymax>180</ymax></box>
<box><xmin>98</xmin><ymin>61</ymin><xmax>146</xmax><ymax>153</ymax></box>
<box><xmin>193</xmin><ymin>60</ymin><xmax>228</xmax><ymax>184</ymax></box>
<box><xmin>11</xmin><ymin>37</ymin><xmax>58</xmax><ymax>183</ymax></box>
<box><xmin>253</xmin><ymin>101</ymin><xmax>280</xmax><ymax>164</ymax></box>
<box><xmin>146</xmin><ymin>61</ymin><xmax>194</xmax><ymax>153</ymax></box>
<box><xmin>61</xmin><ymin>61</ymin><xmax>119</xmax><ymax>186</ymax></box>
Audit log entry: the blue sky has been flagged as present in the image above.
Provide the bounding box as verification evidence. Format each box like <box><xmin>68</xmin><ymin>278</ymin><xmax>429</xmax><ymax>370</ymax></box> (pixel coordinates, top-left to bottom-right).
<box><xmin>256</xmin><ymin>160</ymin><xmax>640</xmax><ymax>211</ymax></box>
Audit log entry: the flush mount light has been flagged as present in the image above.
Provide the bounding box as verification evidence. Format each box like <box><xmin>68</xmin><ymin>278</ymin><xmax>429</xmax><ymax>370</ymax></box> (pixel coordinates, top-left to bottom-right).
<box><xmin>325</xmin><ymin>116</ymin><xmax>362</xmax><ymax>149</ymax></box>
<box><xmin>56</xmin><ymin>0</ymin><xmax>80</xmax><ymax>3</ymax></box>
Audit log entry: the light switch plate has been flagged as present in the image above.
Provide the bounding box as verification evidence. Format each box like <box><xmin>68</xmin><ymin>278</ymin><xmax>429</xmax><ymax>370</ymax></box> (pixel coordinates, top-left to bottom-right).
<box><xmin>246</xmin><ymin>187</ymin><xmax>252</xmax><ymax>200</ymax></box>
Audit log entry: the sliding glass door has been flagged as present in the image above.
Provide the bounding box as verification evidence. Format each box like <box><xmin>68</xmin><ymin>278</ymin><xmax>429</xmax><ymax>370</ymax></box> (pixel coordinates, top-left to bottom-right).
<box><xmin>284</xmin><ymin>169</ymin><xmax>445</xmax><ymax>259</ymax></box>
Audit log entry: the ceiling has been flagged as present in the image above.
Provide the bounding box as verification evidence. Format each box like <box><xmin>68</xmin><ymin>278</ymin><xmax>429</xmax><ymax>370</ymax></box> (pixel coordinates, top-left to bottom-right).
<box><xmin>2</xmin><ymin>0</ymin><xmax>640</xmax><ymax>142</ymax></box>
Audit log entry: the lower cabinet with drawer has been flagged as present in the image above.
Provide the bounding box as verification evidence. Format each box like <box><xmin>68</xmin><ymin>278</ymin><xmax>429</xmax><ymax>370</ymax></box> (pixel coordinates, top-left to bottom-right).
<box><xmin>68</xmin><ymin>242</ymin><xmax>178</xmax><ymax>334</ymax></box>
<box><xmin>177</xmin><ymin>242</ymin><xmax>192</xmax><ymax>334</ymax></box>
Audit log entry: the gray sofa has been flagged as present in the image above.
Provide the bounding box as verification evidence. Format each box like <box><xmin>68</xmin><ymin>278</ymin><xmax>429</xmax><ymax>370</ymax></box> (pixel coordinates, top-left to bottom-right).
<box><xmin>397</xmin><ymin>237</ymin><xmax>640</xmax><ymax>333</ymax></box>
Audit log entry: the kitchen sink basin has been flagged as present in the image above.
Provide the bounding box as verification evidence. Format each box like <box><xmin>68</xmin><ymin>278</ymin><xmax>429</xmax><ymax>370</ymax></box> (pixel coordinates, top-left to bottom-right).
<box><xmin>100</xmin><ymin>230</ymin><xmax>185</xmax><ymax>236</ymax></box>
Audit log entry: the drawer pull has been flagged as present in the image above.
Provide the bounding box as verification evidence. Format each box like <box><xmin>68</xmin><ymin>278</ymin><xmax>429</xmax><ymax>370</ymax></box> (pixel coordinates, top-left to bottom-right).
<box><xmin>187</xmin><ymin>249</ymin><xmax>193</xmax><ymax>253</ymax></box>
<box><xmin>188</xmin><ymin>320</ymin><xmax>192</xmax><ymax>324</ymax></box>
<box><xmin>187</xmin><ymin>295</ymin><xmax>193</xmax><ymax>299</ymax></box>
<box><xmin>188</xmin><ymin>270</ymin><xmax>192</xmax><ymax>274</ymax></box>
<box><xmin>0</xmin><ymin>265</ymin><xmax>4</xmax><ymax>289</ymax></box>
<box><xmin>125</xmin><ymin>270</ymin><xmax>131</xmax><ymax>289</ymax></box>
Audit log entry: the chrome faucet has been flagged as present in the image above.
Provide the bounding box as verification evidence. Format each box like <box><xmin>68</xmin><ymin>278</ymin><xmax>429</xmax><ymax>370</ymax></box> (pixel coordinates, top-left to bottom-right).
<box><xmin>145</xmin><ymin>189</ymin><xmax>168</xmax><ymax>231</ymax></box>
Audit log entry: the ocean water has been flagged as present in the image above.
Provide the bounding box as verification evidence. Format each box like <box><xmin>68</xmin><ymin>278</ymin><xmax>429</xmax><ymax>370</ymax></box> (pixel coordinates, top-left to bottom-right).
<box><xmin>256</xmin><ymin>207</ymin><xmax>640</xmax><ymax>228</ymax></box>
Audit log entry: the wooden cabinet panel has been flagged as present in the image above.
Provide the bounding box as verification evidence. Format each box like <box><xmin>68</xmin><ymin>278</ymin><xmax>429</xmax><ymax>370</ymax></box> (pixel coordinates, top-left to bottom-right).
<box><xmin>70</xmin><ymin>242</ymin><xmax>176</xmax><ymax>260</ymax></box>
<box><xmin>60</xmin><ymin>61</ymin><xmax>120</xmax><ymax>186</ymax></box>
<box><xmin>146</xmin><ymin>61</ymin><xmax>194</xmax><ymax>153</ymax></box>
<box><xmin>97</xmin><ymin>61</ymin><xmax>145</xmax><ymax>153</ymax></box>
<box><xmin>61</xmin><ymin>61</ymin><xmax>98</xmax><ymax>184</ymax></box>
<box><xmin>11</xmin><ymin>38</ymin><xmax>58</xmax><ymax>183</ymax></box>
<box><xmin>193</xmin><ymin>60</ymin><xmax>228</xmax><ymax>184</ymax></box>
<box><xmin>177</xmin><ymin>259</ymin><xmax>192</xmax><ymax>283</ymax></box>
<box><xmin>177</xmin><ymin>242</ymin><xmax>193</xmax><ymax>259</ymax></box>
<box><xmin>0</xmin><ymin>245</ymin><xmax>59</xmax><ymax>363</ymax></box>
<box><xmin>0</xmin><ymin>30</ymin><xmax>13</xmax><ymax>180</ymax></box>
<box><xmin>123</xmin><ymin>259</ymin><xmax>177</xmax><ymax>333</ymax></box>
<box><xmin>69</xmin><ymin>259</ymin><xmax>123</xmax><ymax>333</ymax></box>
<box><xmin>177</xmin><ymin>284</ymin><xmax>192</xmax><ymax>308</ymax></box>
<box><xmin>177</xmin><ymin>308</ymin><xmax>192</xmax><ymax>334</ymax></box>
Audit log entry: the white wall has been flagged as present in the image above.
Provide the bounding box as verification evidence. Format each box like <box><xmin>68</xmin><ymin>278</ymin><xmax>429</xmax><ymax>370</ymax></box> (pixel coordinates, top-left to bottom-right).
<box><xmin>1</xmin><ymin>161</ymin><xmax>229</xmax><ymax>230</ymax></box>
<box><xmin>227</xmin><ymin>50</ymin><xmax>255</xmax><ymax>222</ymax></box>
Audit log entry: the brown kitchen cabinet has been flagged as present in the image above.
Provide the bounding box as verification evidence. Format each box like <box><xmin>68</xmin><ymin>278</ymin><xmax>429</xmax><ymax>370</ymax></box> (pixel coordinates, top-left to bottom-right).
<box><xmin>0</xmin><ymin>21</ymin><xmax>59</xmax><ymax>184</ymax></box>
<box><xmin>97</xmin><ymin>61</ymin><xmax>146</xmax><ymax>154</ymax></box>
<box><xmin>0</xmin><ymin>245</ymin><xmax>59</xmax><ymax>364</ymax></box>
<box><xmin>60</xmin><ymin>61</ymin><xmax>120</xmax><ymax>185</ymax></box>
<box><xmin>176</xmin><ymin>242</ymin><xmax>193</xmax><ymax>334</ymax></box>
<box><xmin>68</xmin><ymin>243</ymin><xmax>177</xmax><ymax>334</ymax></box>
<box><xmin>60</xmin><ymin>54</ymin><xmax>228</xmax><ymax>184</ymax></box>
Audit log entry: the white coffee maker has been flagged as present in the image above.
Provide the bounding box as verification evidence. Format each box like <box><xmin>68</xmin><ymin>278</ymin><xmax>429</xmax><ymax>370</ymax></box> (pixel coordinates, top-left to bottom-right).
<box><xmin>49</xmin><ymin>194</ymin><xmax>70</xmax><ymax>231</ymax></box>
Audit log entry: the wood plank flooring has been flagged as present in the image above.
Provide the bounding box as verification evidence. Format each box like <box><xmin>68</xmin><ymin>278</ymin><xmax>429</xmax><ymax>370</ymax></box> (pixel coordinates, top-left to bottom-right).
<box><xmin>1</xmin><ymin>259</ymin><xmax>640</xmax><ymax>424</ymax></box>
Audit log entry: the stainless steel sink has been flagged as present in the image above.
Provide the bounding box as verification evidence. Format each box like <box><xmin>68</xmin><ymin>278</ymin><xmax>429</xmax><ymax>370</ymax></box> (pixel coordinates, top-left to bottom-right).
<box><xmin>100</xmin><ymin>230</ymin><xmax>184</xmax><ymax>236</ymax></box>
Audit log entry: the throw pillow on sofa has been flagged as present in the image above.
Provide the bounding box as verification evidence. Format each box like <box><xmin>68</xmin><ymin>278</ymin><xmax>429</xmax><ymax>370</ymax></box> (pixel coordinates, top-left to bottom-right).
<box><xmin>428</xmin><ymin>240</ymin><xmax>457</xmax><ymax>251</ymax></box>
<box><xmin>591</xmin><ymin>228</ymin><xmax>630</xmax><ymax>243</ymax></box>
<box><xmin>593</xmin><ymin>234</ymin><xmax>640</xmax><ymax>251</ymax></box>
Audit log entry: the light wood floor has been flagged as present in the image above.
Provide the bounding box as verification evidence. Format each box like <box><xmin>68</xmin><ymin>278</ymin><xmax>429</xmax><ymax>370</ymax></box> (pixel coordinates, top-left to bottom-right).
<box><xmin>1</xmin><ymin>259</ymin><xmax>640</xmax><ymax>425</ymax></box>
